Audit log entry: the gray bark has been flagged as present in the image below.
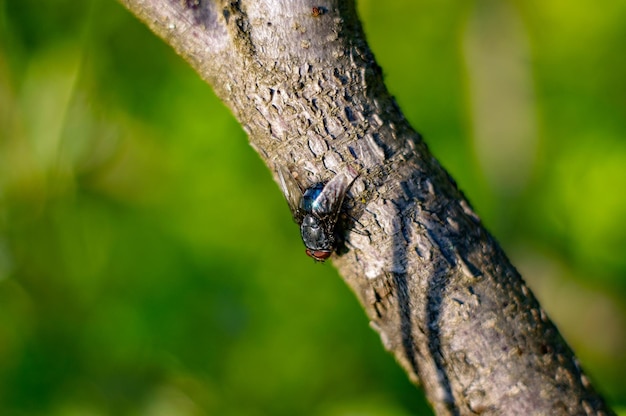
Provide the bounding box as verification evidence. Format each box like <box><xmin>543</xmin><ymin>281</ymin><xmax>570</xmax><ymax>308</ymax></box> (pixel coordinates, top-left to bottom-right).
<box><xmin>118</xmin><ymin>0</ymin><xmax>614</xmax><ymax>415</ymax></box>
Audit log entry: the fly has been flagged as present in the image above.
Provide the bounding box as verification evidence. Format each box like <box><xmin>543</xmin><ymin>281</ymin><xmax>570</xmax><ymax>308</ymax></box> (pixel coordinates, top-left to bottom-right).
<box><xmin>277</xmin><ymin>166</ymin><xmax>356</xmax><ymax>261</ymax></box>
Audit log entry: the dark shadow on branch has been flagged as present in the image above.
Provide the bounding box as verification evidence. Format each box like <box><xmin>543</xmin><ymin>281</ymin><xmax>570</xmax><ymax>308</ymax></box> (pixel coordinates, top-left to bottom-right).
<box><xmin>392</xmin><ymin>201</ymin><xmax>459</xmax><ymax>415</ymax></box>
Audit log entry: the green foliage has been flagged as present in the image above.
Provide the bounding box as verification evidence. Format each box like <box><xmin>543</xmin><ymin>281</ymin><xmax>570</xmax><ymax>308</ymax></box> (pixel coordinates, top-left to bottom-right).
<box><xmin>0</xmin><ymin>0</ymin><xmax>624</xmax><ymax>414</ymax></box>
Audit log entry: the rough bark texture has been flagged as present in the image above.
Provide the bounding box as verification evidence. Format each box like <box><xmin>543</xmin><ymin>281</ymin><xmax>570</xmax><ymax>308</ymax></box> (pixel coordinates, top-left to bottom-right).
<box><xmin>118</xmin><ymin>1</ymin><xmax>614</xmax><ymax>415</ymax></box>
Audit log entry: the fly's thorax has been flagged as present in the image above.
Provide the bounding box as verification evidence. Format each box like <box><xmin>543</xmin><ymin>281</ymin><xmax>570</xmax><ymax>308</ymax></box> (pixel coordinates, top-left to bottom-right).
<box><xmin>300</xmin><ymin>214</ymin><xmax>334</xmax><ymax>251</ymax></box>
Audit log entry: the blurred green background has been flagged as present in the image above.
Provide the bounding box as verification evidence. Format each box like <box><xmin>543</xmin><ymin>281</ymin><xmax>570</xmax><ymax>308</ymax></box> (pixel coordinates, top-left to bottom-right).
<box><xmin>0</xmin><ymin>0</ymin><xmax>625</xmax><ymax>414</ymax></box>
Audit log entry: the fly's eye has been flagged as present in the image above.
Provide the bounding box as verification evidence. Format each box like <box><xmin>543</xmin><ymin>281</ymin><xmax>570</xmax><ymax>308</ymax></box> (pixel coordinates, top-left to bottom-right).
<box><xmin>305</xmin><ymin>249</ymin><xmax>332</xmax><ymax>261</ymax></box>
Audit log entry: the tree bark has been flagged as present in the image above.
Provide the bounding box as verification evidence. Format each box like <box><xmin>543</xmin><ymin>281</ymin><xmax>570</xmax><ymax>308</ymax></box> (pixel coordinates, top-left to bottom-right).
<box><xmin>118</xmin><ymin>1</ymin><xmax>614</xmax><ymax>414</ymax></box>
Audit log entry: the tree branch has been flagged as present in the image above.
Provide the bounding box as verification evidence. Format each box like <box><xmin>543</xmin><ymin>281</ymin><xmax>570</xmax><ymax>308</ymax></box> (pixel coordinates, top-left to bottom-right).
<box><xmin>118</xmin><ymin>0</ymin><xmax>615</xmax><ymax>414</ymax></box>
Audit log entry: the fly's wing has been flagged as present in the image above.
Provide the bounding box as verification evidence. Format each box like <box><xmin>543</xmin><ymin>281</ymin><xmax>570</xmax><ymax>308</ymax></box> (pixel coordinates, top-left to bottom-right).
<box><xmin>276</xmin><ymin>165</ymin><xmax>303</xmax><ymax>219</ymax></box>
<box><xmin>311</xmin><ymin>173</ymin><xmax>352</xmax><ymax>223</ymax></box>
